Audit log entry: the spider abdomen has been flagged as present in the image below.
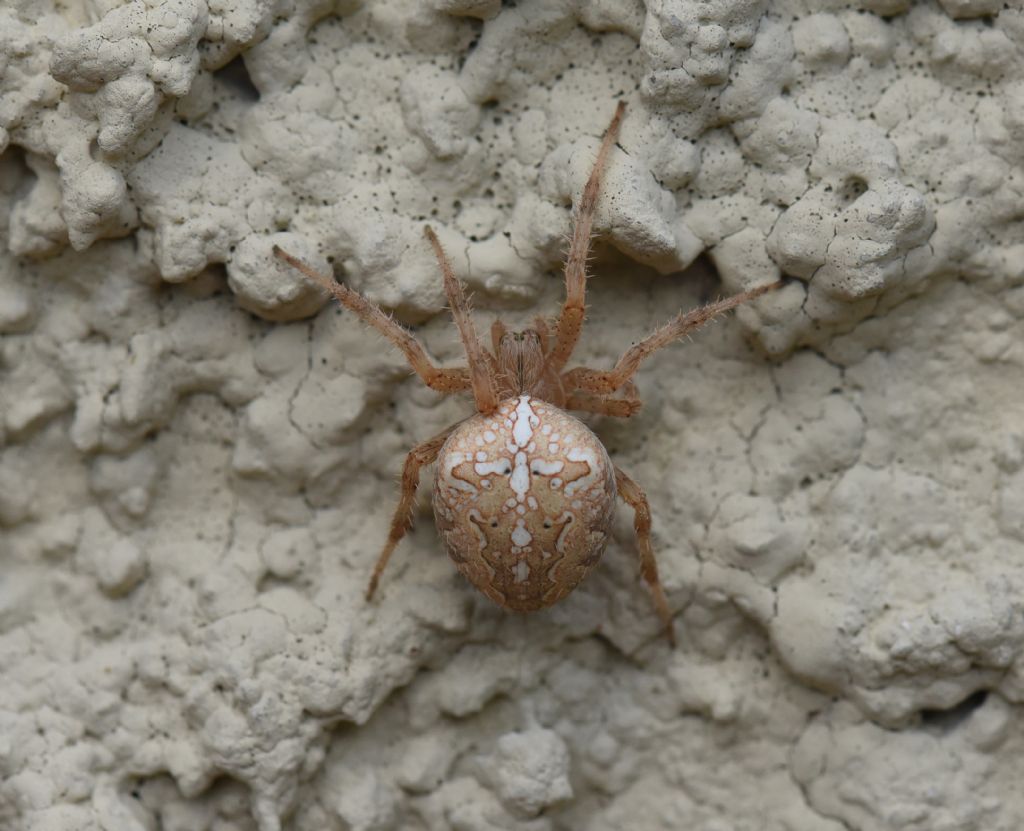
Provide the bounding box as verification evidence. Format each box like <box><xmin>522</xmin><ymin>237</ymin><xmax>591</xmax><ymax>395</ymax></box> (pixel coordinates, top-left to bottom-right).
<box><xmin>433</xmin><ymin>395</ymin><xmax>617</xmax><ymax>611</ymax></box>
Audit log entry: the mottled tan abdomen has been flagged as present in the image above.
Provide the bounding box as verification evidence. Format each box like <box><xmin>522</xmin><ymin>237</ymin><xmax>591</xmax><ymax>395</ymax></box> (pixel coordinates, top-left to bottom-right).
<box><xmin>432</xmin><ymin>395</ymin><xmax>616</xmax><ymax>611</ymax></box>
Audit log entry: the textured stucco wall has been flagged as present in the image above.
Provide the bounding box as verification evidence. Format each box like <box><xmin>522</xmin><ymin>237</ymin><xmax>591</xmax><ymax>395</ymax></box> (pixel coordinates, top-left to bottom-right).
<box><xmin>3</xmin><ymin>1</ymin><xmax>1024</xmax><ymax>829</ymax></box>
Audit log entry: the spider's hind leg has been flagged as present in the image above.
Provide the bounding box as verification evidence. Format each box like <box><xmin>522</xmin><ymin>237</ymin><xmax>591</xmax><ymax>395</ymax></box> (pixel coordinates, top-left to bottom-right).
<box><xmin>366</xmin><ymin>425</ymin><xmax>455</xmax><ymax>601</ymax></box>
<box><xmin>614</xmin><ymin>465</ymin><xmax>676</xmax><ymax>647</ymax></box>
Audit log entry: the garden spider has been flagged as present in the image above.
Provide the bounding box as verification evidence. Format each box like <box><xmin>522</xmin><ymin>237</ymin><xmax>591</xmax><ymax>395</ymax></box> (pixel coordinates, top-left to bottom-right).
<box><xmin>274</xmin><ymin>102</ymin><xmax>780</xmax><ymax>644</ymax></box>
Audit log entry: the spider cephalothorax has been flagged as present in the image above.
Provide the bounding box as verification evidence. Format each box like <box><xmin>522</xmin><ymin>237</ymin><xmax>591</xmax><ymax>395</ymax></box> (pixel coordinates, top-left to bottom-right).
<box><xmin>495</xmin><ymin>329</ymin><xmax>549</xmax><ymax>397</ymax></box>
<box><xmin>274</xmin><ymin>103</ymin><xmax>780</xmax><ymax>644</ymax></box>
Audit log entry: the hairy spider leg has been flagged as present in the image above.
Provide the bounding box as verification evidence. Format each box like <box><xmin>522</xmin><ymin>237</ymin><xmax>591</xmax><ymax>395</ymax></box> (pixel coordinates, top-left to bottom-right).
<box><xmin>490</xmin><ymin>319</ymin><xmax>508</xmax><ymax>354</ymax></box>
<box><xmin>561</xmin><ymin>386</ymin><xmax>638</xmax><ymax>419</ymax></box>
<box><xmin>562</xmin><ymin>281</ymin><xmax>783</xmax><ymax>395</ymax></box>
<box><xmin>272</xmin><ymin>245</ymin><xmax>471</xmax><ymax>394</ymax></box>
<box><xmin>424</xmin><ymin>227</ymin><xmax>499</xmax><ymax>414</ymax></box>
<box><xmin>532</xmin><ymin>316</ymin><xmax>551</xmax><ymax>353</ymax></box>
<box><xmin>365</xmin><ymin>425</ymin><xmax>457</xmax><ymax>601</ymax></box>
<box><xmin>615</xmin><ymin>466</ymin><xmax>676</xmax><ymax>646</ymax></box>
<box><xmin>545</xmin><ymin>100</ymin><xmax>627</xmax><ymax>376</ymax></box>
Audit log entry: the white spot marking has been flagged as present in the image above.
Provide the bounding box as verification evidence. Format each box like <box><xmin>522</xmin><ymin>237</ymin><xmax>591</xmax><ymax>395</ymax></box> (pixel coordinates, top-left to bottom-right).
<box><xmin>475</xmin><ymin>459</ymin><xmax>510</xmax><ymax>477</ymax></box>
<box><xmin>532</xmin><ymin>459</ymin><xmax>564</xmax><ymax>476</ymax></box>
<box><xmin>551</xmin><ymin>478</ymin><xmax>563</xmax><ymax>489</ymax></box>
<box><xmin>564</xmin><ymin>446</ymin><xmax>599</xmax><ymax>496</ymax></box>
<box><xmin>513</xmin><ymin>559</ymin><xmax>530</xmax><ymax>583</ymax></box>
<box><xmin>554</xmin><ymin>512</ymin><xmax>574</xmax><ymax>552</ymax></box>
<box><xmin>509</xmin><ymin>450</ymin><xmax>530</xmax><ymax>500</ymax></box>
<box><xmin>511</xmin><ymin>521</ymin><xmax>532</xmax><ymax>547</ymax></box>
<box><xmin>467</xmin><ymin>510</ymin><xmax>488</xmax><ymax>550</ymax></box>
<box><xmin>483</xmin><ymin>430</ymin><xmax>497</xmax><ymax>443</ymax></box>
<box><xmin>442</xmin><ymin>454</ymin><xmax>478</xmax><ymax>495</ymax></box>
<box><xmin>512</xmin><ymin>396</ymin><xmax>539</xmax><ymax>448</ymax></box>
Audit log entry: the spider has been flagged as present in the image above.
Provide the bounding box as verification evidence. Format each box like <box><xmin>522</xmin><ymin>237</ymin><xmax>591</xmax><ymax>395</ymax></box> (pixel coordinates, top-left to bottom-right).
<box><xmin>273</xmin><ymin>102</ymin><xmax>780</xmax><ymax>645</ymax></box>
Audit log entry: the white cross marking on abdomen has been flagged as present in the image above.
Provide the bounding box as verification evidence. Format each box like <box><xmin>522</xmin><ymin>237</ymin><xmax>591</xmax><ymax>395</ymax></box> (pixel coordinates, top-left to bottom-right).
<box><xmin>512</xmin><ymin>396</ymin><xmax>539</xmax><ymax>448</ymax></box>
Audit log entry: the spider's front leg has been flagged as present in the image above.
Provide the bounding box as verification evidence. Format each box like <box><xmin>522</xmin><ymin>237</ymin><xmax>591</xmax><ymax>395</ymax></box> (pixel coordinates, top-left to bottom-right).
<box><xmin>545</xmin><ymin>101</ymin><xmax>626</xmax><ymax>376</ymax></box>
<box><xmin>366</xmin><ymin>425</ymin><xmax>456</xmax><ymax>601</ymax></box>
<box><xmin>563</xmin><ymin>281</ymin><xmax>783</xmax><ymax>395</ymax></box>
<box><xmin>273</xmin><ymin>246</ymin><xmax>471</xmax><ymax>395</ymax></box>
<box><xmin>566</xmin><ymin>382</ymin><xmax>642</xmax><ymax>419</ymax></box>
<box><xmin>423</xmin><ymin>227</ymin><xmax>500</xmax><ymax>415</ymax></box>
<box><xmin>615</xmin><ymin>466</ymin><xmax>676</xmax><ymax>646</ymax></box>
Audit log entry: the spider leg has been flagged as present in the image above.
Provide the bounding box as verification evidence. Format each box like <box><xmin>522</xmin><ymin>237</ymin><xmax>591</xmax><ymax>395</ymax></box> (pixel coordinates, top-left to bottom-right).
<box><xmin>365</xmin><ymin>425</ymin><xmax>456</xmax><ymax>601</ymax></box>
<box><xmin>614</xmin><ymin>465</ymin><xmax>675</xmax><ymax>647</ymax></box>
<box><xmin>532</xmin><ymin>316</ymin><xmax>551</xmax><ymax>353</ymax></box>
<box><xmin>424</xmin><ymin>227</ymin><xmax>500</xmax><ymax>415</ymax></box>
<box><xmin>563</xmin><ymin>281</ymin><xmax>782</xmax><ymax>394</ymax></box>
<box><xmin>273</xmin><ymin>246</ymin><xmax>471</xmax><ymax>394</ymax></box>
<box><xmin>565</xmin><ymin>384</ymin><xmax>641</xmax><ymax>419</ymax></box>
<box><xmin>545</xmin><ymin>101</ymin><xmax>626</xmax><ymax>376</ymax></box>
<box><xmin>490</xmin><ymin>319</ymin><xmax>508</xmax><ymax>354</ymax></box>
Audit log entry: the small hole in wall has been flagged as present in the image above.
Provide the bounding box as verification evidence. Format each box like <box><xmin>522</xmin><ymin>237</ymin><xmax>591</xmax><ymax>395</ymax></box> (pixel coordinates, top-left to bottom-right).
<box><xmin>838</xmin><ymin>175</ymin><xmax>868</xmax><ymax>204</ymax></box>
<box><xmin>685</xmin><ymin>253</ymin><xmax>729</xmax><ymax>305</ymax></box>
<box><xmin>213</xmin><ymin>55</ymin><xmax>260</xmax><ymax>103</ymax></box>
<box><xmin>0</xmin><ymin>145</ymin><xmax>34</xmax><ymax>202</ymax></box>
<box><xmin>919</xmin><ymin>689</ymin><xmax>989</xmax><ymax>733</ymax></box>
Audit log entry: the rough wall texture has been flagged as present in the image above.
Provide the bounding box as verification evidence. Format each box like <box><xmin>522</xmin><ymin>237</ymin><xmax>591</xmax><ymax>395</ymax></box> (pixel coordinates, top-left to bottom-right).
<box><xmin>2</xmin><ymin>0</ymin><xmax>1024</xmax><ymax>829</ymax></box>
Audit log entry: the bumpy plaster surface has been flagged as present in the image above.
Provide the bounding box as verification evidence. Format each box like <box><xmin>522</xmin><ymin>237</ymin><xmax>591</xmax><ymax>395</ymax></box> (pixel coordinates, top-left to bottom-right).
<box><xmin>2</xmin><ymin>0</ymin><xmax>1024</xmax><ymax>829</ymax></box>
